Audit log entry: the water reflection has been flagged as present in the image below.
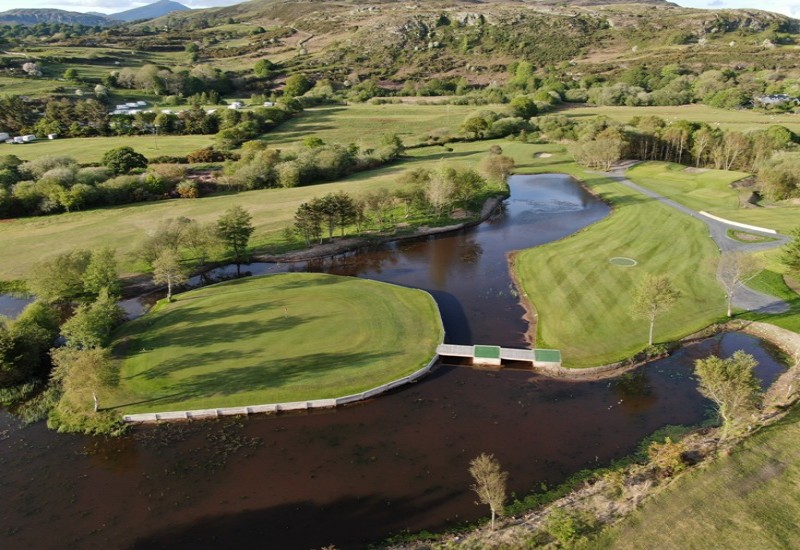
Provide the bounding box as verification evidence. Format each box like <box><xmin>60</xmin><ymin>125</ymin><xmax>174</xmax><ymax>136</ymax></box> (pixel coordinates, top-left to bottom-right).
<box><xmin>0</xmin><ymin>175</ymin><xmax>788</xmax><ymax>549</ymax></box>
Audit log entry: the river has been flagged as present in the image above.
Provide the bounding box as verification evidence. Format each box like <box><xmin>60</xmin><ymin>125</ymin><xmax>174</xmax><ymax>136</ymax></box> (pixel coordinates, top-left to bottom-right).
<box><xmin>0</xmin><ymin>174</ymin><xmax>789</xmax><ymax>549</ymax></box>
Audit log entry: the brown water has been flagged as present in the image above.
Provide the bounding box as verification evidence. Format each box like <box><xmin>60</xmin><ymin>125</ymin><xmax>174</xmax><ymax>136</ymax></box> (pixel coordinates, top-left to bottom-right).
<box><xmin>0</xmin><ymin>175</ymin><xmax>789</xmax><ymax>549</ymax></box>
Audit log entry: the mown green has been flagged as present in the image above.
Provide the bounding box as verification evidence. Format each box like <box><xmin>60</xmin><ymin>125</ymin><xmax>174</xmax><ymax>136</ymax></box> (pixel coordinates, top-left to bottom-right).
<box><xmin>107</xmin><ymin>273</ymin><xmax>442</xmax><ymax>413</ymax></box>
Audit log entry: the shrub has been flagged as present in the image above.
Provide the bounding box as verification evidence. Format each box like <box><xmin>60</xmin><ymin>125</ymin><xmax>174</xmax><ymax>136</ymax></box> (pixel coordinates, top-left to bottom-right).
<box><xmin>102</xmin><ymin>147</ymin><xmax>148</xmax><ymax>175</ymax></box>
<box><xmin>187</xmin><ymin>146</ymin><xmax>227</xmax><ymax>163</ymax></box>
<box><xmin>176</xmin><ymin>180</ymin><xmax>200</xmax><ymax>198</ymax></box>
<box><xmin>75</xmin><ymin>167</ymin><xmax>111</xmax><ymax>186</ymax></box>
<box><xmin>20</xmin><ymin>155</ymin><xmax>76</xmax><ymax>180</ymax></box>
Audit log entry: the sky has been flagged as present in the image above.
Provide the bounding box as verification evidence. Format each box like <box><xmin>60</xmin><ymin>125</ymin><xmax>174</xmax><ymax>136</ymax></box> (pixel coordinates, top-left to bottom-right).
<box><xmin>0</xmin><ymin>0</ymin><xmax>796</xmax><ymax>18</ymax></box>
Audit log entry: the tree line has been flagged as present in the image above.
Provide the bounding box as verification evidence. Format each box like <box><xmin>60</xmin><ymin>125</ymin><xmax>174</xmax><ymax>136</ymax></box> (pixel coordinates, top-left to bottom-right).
<box><xmin>0</xmin><ymin>205</ymin><xmax>257</xmax><ymax>434</ymax></box>
<box><xmin>291</xmin><ymin>153</ymin><xmax>513</xmax><ymax>246</ymax></box>
<box><xmin>556</xmin><ymin>115</ymin><xmax>800</xmax><ymax>200</ymax></box>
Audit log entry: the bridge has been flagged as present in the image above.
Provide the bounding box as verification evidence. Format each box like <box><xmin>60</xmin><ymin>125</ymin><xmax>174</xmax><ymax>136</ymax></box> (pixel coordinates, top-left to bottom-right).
<box><xmin>436</xmin><ymin>344</ymin><xmax>562</xmax><ymax>368</ymax></box>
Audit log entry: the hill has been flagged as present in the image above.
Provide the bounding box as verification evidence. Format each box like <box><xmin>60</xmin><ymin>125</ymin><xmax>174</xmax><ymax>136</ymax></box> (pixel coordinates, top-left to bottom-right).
<box><xmin>143</xmin><ymin>0</ymin><xmax>798</xmax><ymax>85</ymax></box>
<box><xmin>0</xmin><ymin>8</ymin><xmax>111</xmax><ymax>26</ymax></box>
<box><xmin>110</xmin><ymin>0</ymin><xmax>191</xmax><ymax>23</ymax></box>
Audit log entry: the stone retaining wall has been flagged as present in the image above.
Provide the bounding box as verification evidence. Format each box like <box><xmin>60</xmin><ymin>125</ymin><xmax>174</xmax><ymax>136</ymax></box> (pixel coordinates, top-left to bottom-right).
<box><xmin>123</xmin><ymin>353</ymin><xmax>440</xmax><ymax>423</ymax></box>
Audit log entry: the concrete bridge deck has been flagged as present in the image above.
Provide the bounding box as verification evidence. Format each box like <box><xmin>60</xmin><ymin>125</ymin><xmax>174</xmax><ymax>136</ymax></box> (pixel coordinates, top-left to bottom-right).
<box><xmin>437</xmin><ymin>344</ymin><xmax>562</xmax><ymax>368</ymax></box>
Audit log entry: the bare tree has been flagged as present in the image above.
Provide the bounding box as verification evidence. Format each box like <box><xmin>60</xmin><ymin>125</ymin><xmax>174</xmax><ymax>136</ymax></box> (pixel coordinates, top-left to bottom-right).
<box><xmin>469</xmin><ymin>453</ymin><xmax>508</xmax><ymax>530</ymax></box>
<box><xmin>718</xmin><ymin>252</ymin><xmax>762</xmax><ymax>317</ymax></box>
<box><xmin>152</xmin><ymin>249</ymin><xmax>188</xmax><ymax>302</ymax></box>
<box><xmin>631</xmin><ymin>274</ymin><xmax>682</xmax><ymax>346</ymax></box>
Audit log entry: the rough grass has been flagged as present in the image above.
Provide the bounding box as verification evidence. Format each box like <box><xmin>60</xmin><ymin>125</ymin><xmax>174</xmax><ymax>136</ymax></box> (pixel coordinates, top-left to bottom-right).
<box><xmin>106</xmin><ymin>273</ymin><xmax>443</xmax><ymax>413</ymax></box>
<box><xmin>562</xmin><ymin>104</ymin><xmax>800</xmax><ymax>133</ymax></box>
<box><xmin>595</xmin><ymin>409</ymin><xmax>800</xmax><ymax>549</ymax></box>
<box><xmin>626</xmin><ymin>161</ymin><xmax>800</xmax><ymax>235</ymax></box>
<box><xmin>0</xmin><ymin>139</ymin><xmax>552</xmax><ymax>279</ymax></box>
<box><xmin>514</xmin><ymin>159</ymin><xmax>725</xmax><ymax>368</ymax></box>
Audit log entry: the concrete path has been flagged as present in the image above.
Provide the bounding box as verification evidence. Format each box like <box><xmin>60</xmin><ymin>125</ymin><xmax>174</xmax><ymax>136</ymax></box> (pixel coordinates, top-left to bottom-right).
<box><xmin>604</xmin><ymin>163</ymin><xmax>790</xmax><ymax>314</ymax></box>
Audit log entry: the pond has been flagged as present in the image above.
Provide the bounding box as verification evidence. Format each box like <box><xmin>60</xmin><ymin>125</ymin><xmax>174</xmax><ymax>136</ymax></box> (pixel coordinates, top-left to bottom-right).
<box><xmin>0</xmin><ymin>174</ymin><xmax>789</xmax><ymax>549</ymax></box>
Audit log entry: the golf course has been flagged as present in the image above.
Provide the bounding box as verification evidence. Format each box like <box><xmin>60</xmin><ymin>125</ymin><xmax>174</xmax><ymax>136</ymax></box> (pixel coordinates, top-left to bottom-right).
<box><xmin>106</xmin><ymin>273</ymin><xmax>443</xmax><ymax>413</ymax></box>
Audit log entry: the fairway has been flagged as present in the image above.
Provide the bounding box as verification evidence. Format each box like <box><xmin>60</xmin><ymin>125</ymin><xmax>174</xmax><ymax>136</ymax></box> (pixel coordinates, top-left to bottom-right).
<box><xmin>107</xmin><ymin>273</ymin><xmax>443</xmax><ymax>413</ymax></box>
<box><xmin>263</xmin><ymin>102</ymin><xmax>489</xmax><ymax>149</ymax></box>
<box><xmin>626</xmin><ymin>162</ymin><xmax>800</xmax><ymax>235</ymax></box>
<box><xmin>595</xmin><ymin>411</ymin><xmax>800</xmax><ymax>549</ymax></box>
<box><xmin>513</xmin><ymin>162</ymin><xmax>725</xmax><ymax>368</ymax></box>
<box><xmin>561</xmin><ymin>104</ymin><xmax>800</xmax><ymax>134</ymax></box>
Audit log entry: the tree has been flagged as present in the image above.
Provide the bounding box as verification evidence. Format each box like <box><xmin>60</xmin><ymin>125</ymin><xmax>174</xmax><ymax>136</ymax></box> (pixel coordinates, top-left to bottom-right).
<box><xmin>781</xmin><ymin>226</ymin><xmax>800</xmax><ymax>275</ymax></box>
<box><xmin>479</xmin><ymin>154</ymin><xmax>515</xmax><ymax>184</ymax></box>
<box><xmin>63</xmin><ymin>68</ymin><xmax>79</xmax><ymax>82</ymax></box>
<box><xmin>510</xmin><ymin>95</ymin><xmax>538</xmax><ymax>119</ymax></box>
<box><xmin>27</xmin><ymin>249</ymin><xmax>92</xmax><ymax>303</ymax></box>
<box><xmin>695</xmin><ymin>351</ymin><xmax>760</xmax><ymax>439</ymax></box>
<box><xmin>631</xmin><ymin>274</ymin><xmax>681</xmax><ymax>346</ymax></box>
<box><xmin>49</xmin><ymin>346</ymin><xmax>120</xmax><ymax>433</ymax></box>
<box><xmin>82</xmin><ymin>248</ymin><xmax>121</xmax><ymax>298</ymax></box>
<box><xmin>254</xmin><ymin>58</ymin><xmax>275</xmax><ymax>78</ymax></box>
<box><xmin>61</xmin><ymin>289</ymin><xmax>124</xmax><ymax>349</ymax></box>
<box><xmin>102</xmin><ymin>146</ymin><xmax>148</xmax><ymax>175</ymax></box>
<box><xmin>0</xmin><ymin>301</ymin><xmax>59</xmax><ymax>388</ymax></box>
<box><xmin>152</xmin><ymin>248</ymin><xmax>188</xmax><ymax>301</ymax></box>
<box><xmin>469</xmin><ymin>453</ymin><xmax>508</xmax><ymax>530</ymax></box>
<box><xmin>283</xmin><ymin>74</ymin><xmax>312</xmax><ymax>97</ymax></box>
<box><xmin>217</xmin><ymin>206</ymin><xmax>255</xmax><ymax>276</ymax></box>
<box><xmin>717</xmin><ymin>252</ymin><xmax>762</xmax><ymax>317</ymax></box>
<box><xmin>294</xmin><ymin>200</ymin><xmax>324</xmax><ymax>246</ymax></box>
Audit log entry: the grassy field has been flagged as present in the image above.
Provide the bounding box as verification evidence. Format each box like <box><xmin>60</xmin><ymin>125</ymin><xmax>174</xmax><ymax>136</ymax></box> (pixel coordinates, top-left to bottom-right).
<box><xmin>4</xmin><ymin>102</ymin><xmax>486</xmax><ymax>163</ymax></box>
<box><xmin>263</xmin><ymin>103</ymin><xmax>491</xmax><ymax>149</ymax></box>
<box><xmin>561</xmin><ymin>104</ymin><xmax>800</xmax><ymax>133</ymax></box>
<box><xmin>513</xmin><ymin>157</ymin><xmax>725</xmax><ymax>368</ymax></box>
<box><xmin>595</xmin><ymin>409</ymin><xmax>800</xmax><ymax>549</ymax></box>
<box><xmin>626</xmin><ymin>162</ymin><xmax>800</xmax><ymax>235</ymax></box>
<box><xmin>106</xmin><ymin>273</ymin><xmax>443</xmax><ymax>413</ymax></box>
<box><xmin>6</xmin><ymin>134</ymin><xmax>215</xmax><ymax>164</ymax></box>
<box><xmin>0</xmin><ymin>139</ymin><xmax>555</xmax><ymax>280</ymax></box>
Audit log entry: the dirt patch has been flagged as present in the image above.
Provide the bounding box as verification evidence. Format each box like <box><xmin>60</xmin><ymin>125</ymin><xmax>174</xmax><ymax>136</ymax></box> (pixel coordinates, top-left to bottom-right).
<box><xmin>735</xmin><ymin>458</ymin><xmax>787</xmax><ymax>497</ymax></box>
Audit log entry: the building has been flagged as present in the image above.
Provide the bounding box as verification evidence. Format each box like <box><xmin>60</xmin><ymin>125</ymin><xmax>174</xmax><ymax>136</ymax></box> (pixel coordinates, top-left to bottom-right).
<box><xmin>754</xmin><ymin>94</ymin><xmax>800</xmax><ymax>107</ymax></box>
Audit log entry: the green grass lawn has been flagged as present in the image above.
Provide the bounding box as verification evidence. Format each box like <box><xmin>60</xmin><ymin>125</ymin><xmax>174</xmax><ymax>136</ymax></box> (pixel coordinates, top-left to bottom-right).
<box><xmin>0</xmin><ymin>139</ymin><xmax>552</xmax><ymax>279</ymax></box>
<box><xmin>6</xmin><ymin>134</ymin><xmax>214</xmax><ymax>164</ymax></box>
<box><xmin>626</xmin><ymin>161</ymin><xmax>800</xmax><ymax>235</ymax></box>
<box><xmin>595</xmin><ymin>409</ymin><xmax>800</xmax><ymax>549</ymax></box>
<box><xmin>740</xmin><ymin>270</ymin><xmax>800</xmax><ymax>333</ymax></box>
<box><xmin>263</xmin><ymin>102</ymin><xmax>492</xmax><ymax>149</ymax></box>
<box><xmin>513</xmin><ymin>159</ymin><xmax>725</xmax><ymax>368</ymax></box>
<box><xmin>106</xmin><ymin>273</ymin><xmax>443</xmax><ymax>413</ymax></box>
<box><xmin>561</xmin><ymin>104</ymin><xmax>800</xmax><ymax>134</ymax></box>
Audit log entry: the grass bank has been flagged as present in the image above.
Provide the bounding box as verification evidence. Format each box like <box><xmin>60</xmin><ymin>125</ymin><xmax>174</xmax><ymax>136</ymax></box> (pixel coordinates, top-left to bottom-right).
<box><xmin>513</xmin><ymin>157</ymin><xmax>725</xmax><ymax>368</ymax></box>
<box><xmin>595</xmin><ymin>408</ymin><xmax>800</xmax><ymax>549</ymax></box>
<box><xmin>106</xmin><ymin>273</ymin><xmax>443</xmax><ymax>413</ymax></box>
